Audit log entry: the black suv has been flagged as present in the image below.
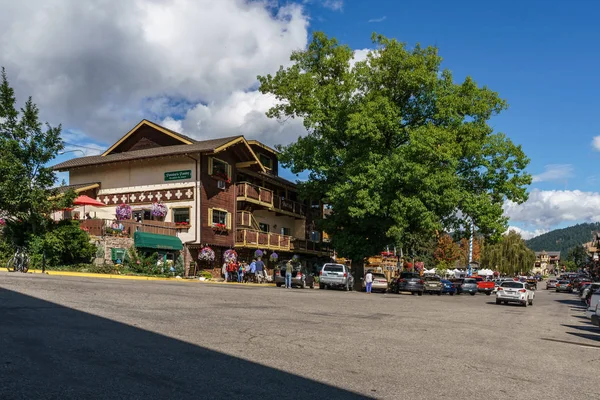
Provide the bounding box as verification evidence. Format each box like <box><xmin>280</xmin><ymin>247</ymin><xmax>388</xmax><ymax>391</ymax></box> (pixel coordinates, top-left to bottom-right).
<box><xmin>391</xmin><ymin>272</ymin><xmax>424</xmax><ymax>296</ymax></box>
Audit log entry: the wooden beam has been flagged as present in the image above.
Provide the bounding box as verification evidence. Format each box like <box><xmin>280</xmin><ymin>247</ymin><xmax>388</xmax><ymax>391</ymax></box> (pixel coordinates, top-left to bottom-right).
<box><xmin>236</xmin><ymin>161</ymin><xmax>258</xmax><ymax>168</ymax></box>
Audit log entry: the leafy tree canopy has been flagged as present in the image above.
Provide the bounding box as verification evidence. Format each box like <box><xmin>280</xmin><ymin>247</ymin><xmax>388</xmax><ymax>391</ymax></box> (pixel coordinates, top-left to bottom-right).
<box><xmin>0</xmin><ymin>67</ymin><xmax>70</xmax><ymax>239</ymax></box>
<box><xmin>258</xmin><ymin>32</ymin><xmax>531</xmax><ymax>262</ymax></box>
<box><xmin>480</xmin><ymin>230</ymin><xmax>535</xmax><ymax>275</ymax></box>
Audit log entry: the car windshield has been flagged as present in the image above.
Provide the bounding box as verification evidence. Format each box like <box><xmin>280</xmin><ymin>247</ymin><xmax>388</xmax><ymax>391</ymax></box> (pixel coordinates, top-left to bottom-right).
<box><xmin>501</xmin><ymin>281</ymin><xmax>524</xmax><ymax>289</ymax></box>
<box><xmin>548</xmin><ymin>280</ymin><xmax>557</xmax><ymax>283</ymax></box>
<box><xmin>323</xmin><ymin>265</ymin><xmax>344</xmax><ymax>272</ymax></box>
<box><xmin>558</xmin><ymin>280</ymin><xmax>570</xmax><ymax>284</ymax></box>
<box><xmin>464</xmin><ymin>279</ymin><xmax>477</xmax><ymax>284</ymax></box>
<box><xmin>372</xmin><ymin>274</ymin><xmax>386</xmax><ymax>279</ymax></box>
<box><xmin>424</xmin><ymin>277</ymin><xmax>440</xmax><ymax>281</ymax></box>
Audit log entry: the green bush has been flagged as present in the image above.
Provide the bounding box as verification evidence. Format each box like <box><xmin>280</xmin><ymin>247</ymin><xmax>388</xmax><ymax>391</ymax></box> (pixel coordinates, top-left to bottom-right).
<box><xmin>200</xmin><ymin>270</ymin><xmax>213</xmax><ymax>280</ymax></box>
<box><xmin>28</xmin><ymin>220</ymin><xmax>96</xmax><ymax>267</ymax></box>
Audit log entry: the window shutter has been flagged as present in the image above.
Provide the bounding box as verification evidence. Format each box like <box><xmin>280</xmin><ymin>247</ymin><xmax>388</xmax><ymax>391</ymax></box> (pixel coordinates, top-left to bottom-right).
<box><xmin>208</xmin><ymin>208</ymin><xmax>213</xmax><ymax>227</ymax></box>
<box><xmin>226</xmin><ymin>212</ymin><xmax>232</xmax><ymax>229</ymax></box>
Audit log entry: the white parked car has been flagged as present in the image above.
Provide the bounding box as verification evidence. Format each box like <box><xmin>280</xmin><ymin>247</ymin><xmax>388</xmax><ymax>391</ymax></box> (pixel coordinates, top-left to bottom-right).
<box><xmin>496</xmin><ymin>281</ymin><xmax>535</xmax><ymax>307</ymax></box>
<box><xmin>586</xmin><ymin>289</ymin><xmax>600</xmax><ymax>320</ymax></box>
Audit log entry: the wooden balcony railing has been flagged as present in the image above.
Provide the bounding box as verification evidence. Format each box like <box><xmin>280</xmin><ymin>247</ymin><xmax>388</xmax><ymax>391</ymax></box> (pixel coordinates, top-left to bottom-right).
<box><xmin>236</xmin><ymin>182</ymin><xmax>307</xmax><ymax>217</ymax></box>
<box><xmin>235</xmin><ymin>228</ymin><xmax>291</xmax><ymax>251</ymax></box>
<box><xmin>291</xmin><ymin>239</ymin><xmax>333</xmax><ymax>255</ymax></box>
<box><xmin>80</xmin><ymin>219</ymin><xmax>179</xmax><ymax>237</ymax></box>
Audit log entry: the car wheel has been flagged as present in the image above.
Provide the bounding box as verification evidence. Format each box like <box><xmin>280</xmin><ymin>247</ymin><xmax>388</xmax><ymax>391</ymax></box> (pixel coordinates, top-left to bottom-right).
<box><xmin>449</xmin><ymin>292</ymin><xmax>454</xmax><ymax>296</ymax></box>
<box><xmin>437</xmin><ymin>291</ymin><xmax>441</xmax><ymax>296</ymax></box>
<box><xmin>470</xmin><ymin>292</ymin><xmax>475</xmax><ymax>296</ymax></box>
<box><xmin>496</xmin><ymin>299</ymin><xmax>501</xmax><ymax>305</ymax></box>
<box><xmin>417</xmin><ymin>292</ymin><xmax>423</xmax><ymax>296</ymax></box>
<box><xmin>319</xmin><ymin>283</ymin><xmax>324</xmax><ymax>290</ymax></box>
<box><xmin>485</xmin><ymin>292</ymin><xmax>491</xmax><ymax>296</ymax></box>
<box><xmin>276</xmin><ymin>283</ymin><xmax>282</xmax><ymax>287</ymax></box>
<box><xmin>411</xmin><ymin>292</ymin><xmax>416</xmax><ymax>295</ymax></box>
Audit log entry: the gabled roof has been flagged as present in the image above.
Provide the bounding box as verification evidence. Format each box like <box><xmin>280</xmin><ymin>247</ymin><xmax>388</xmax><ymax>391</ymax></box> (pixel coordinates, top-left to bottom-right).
<box><xmin>247</xmin><ymin>140</ymin><xmax>279</xmax><ymax>154</ymax></box>
<box><xmin>53</xmin><ymin>182</ymin><xmax>100</xmax><ymax>194</ymax></box>
<box><xmin>102</xmin><ymin>119</ymin><xmax>196</xmax><ymax>156</ymax></box>
<box><xmin>53</xmin><ymin>136</ymin><xmax>242</xmax><ymax>171</ymax></box>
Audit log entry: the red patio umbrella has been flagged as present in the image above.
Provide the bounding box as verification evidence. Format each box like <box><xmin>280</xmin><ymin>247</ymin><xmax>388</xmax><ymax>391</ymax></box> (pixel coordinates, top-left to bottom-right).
<box><xmin>73</xmin><ymin>195</ymin><xmax>105</xmax><ymax>218</ymax></box>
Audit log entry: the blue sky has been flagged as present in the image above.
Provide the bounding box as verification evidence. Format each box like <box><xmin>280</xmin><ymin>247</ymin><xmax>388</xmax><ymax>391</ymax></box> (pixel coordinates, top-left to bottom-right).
<box><xmin>5</xmin><ymin>0</ymin><xmax>600</xmax><ymax>238</ymax></box>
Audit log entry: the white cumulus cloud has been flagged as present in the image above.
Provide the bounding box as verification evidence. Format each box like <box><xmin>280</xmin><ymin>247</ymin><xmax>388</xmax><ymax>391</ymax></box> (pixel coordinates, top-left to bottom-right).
<box><xmin>504</xmin><ymin>189</ymin><xmax>600</xmax><ymax>229</ymax></box>
<box><xmin>0</xmin><ymin>0</ymin><xmax>310</xmax><ymax>147</ymax></box>
<box><xmin>506</xmin><ymin>226</ymin><xmax>549</xmax><ymax>240</ymax></box>
<box><xmin>592</xmin><ymin>136</ymin><xmax>600</xmax><ymax>151</ymax></box>
<box><xmin>531</xmin><ymin>164</ymin><xmax>574</xmax><ymax>183</ymax></box>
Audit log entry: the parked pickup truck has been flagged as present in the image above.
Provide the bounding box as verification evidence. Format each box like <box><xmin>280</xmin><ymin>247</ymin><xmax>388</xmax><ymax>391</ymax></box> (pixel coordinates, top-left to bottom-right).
<box><xmin>474</xmin><ymin>277</ymin><xmax>494</xmax><ymax>295</ymax></box>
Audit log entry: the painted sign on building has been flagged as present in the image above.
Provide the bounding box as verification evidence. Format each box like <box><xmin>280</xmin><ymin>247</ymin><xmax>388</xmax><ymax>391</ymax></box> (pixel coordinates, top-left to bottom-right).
<box><xmin>164</xmin><ymin>170</ymin><xmax>192</xmax><ymax>181</ymax></box>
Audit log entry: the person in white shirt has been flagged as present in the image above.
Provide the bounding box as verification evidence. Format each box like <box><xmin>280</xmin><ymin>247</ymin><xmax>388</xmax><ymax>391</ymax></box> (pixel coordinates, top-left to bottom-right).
<box><xmin>365</xmin><ymin>270</ymin><xmax>373</xmax><ymax>293</ymax></box>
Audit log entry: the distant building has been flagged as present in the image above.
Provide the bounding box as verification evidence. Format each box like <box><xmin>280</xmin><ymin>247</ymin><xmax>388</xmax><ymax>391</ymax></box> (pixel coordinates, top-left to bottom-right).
<box><xmin>534</xmin><ymin>251</ymin><xmax>560</xmax><ymax>275</ymax></box>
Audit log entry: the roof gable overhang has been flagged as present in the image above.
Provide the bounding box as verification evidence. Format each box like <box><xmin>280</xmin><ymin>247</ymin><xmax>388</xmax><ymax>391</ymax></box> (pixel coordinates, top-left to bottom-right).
<box><xmin>102</xmin><ymin>120</ymin><xmax>194</xmax><ymax>156</ymax></box>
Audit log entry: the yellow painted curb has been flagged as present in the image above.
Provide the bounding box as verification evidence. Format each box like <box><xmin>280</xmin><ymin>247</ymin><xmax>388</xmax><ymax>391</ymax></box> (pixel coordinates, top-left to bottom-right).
<box><xmin>26</xmin><ymin>269</ymin><xmax>180</xmax><ymax>281</ymax></box>
<box><xmin>23</xmin><ymin>269</ymin><xmax>276</xmax><ymax>285</ymax></box>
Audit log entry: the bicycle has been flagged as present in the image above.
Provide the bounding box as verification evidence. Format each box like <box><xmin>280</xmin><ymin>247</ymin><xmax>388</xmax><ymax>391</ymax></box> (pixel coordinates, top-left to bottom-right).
<box><xmin>6</xmin><ymin>247</ymin><xmax>30</xmax><ymax>273</ymax></box>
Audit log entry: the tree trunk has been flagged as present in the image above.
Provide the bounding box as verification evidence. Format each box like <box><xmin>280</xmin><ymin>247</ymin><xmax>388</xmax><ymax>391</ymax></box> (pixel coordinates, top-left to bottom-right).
<box><xmin>351</xmin><ymin>258</ymin><xmax>364</xmax><ymax>291</ymax></box>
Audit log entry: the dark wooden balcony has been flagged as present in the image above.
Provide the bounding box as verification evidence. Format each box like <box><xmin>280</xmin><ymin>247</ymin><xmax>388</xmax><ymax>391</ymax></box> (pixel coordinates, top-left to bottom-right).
<box><xmin>236</xmin><ymin>182</ymin><xmax>306</xmax><ymax>218</ymax></box>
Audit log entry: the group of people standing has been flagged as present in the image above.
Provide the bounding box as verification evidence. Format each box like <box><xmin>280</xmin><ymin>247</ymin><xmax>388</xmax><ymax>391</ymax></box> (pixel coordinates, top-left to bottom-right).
<box><xmin>222</xmin><ymin>258</ymin><xmax>266</xmax><ymax>283</ymax></box>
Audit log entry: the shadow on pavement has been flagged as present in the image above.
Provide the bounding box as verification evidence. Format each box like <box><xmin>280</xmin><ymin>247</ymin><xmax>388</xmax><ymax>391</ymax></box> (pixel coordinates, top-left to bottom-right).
<box><xmin>566</xmin><ymin>331</ymin><xmax>600</xmax><ymax>342</ymax></box>
<box><xmin>561</xmin><ymin>324</ymin><xmax>599</xmax><ymax>333</ymax></box>
<box><xmin>0</xmin><ymin>288</ymin><xmax>372</xmax><ymax>400</ymax></box>
<box><xmin>554</xmin><ymin>298</ymin><xmax>586</xmax><ymax>308</ymax></box>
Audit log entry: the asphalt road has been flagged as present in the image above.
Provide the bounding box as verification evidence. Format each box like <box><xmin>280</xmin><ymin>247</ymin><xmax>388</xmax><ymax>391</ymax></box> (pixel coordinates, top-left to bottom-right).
<box><xmin>1</xmin><ymin>273</ymin><xmax>599</xmax><ymax>400</ymax></box>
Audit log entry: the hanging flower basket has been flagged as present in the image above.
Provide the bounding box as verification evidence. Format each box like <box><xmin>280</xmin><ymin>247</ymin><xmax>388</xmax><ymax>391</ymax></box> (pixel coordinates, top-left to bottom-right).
<box><xmin>224</xmin><ymin>249</ymin><xmax>238</xmax><ymax>263</ymax></box>
<box><xmin>198</xmin><ymin>246</ymin><xmax>215</xmax><ymax>262</ymax></box>
<box><xmin>151</xmin><ymin>202</ymin><xmax>168</xmax><ymax>218</ymax></box>
<box><xmin>115</xmin><ymin>204</ymin><xmax>132</xmax><ymax>220</ymax></box>
<box><xmin>254</xmin><ymin>249</ymin><xmax>264</xmax><ymax>259</ymax></box>
<box><xmin>269</xmin><ymin>252</ymin><xmax>279</xmax><ymax>262</ymax></box>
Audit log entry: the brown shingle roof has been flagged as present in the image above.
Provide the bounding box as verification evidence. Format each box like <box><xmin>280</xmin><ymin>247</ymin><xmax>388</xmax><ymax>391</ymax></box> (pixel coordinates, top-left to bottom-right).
<box><xmin>53</xmin><ymin>182</ymin><xmax>100</xmax><ymax>194</ymax></box>
<box><xmin>53</xmin><ymin>136</ymin><xmax>242</xmax><ymax>171</ymax></box>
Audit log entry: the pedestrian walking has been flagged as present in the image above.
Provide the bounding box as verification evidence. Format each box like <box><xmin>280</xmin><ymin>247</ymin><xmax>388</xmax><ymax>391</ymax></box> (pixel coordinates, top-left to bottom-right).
<box><xmin>238</xmin><ymin>263</ymin><xmax>244</xmax><ymax>283</ymax></box>
<box><xmin>222</xmin><ymin>261</ymin><xmax>228</xmax><ymax>282</ymax></box>
<box><xmin>365</xmin><ymin>270</ymin><xmax>373</xmax><ymax>294</ymax></box>
<box><xmin>255</xmin><ymin>257</ymin><xmax>265</xmax><ymax>283</ymax></box>
<box><xmin>285</xmin><ymin>260</ymin><xmax>293</xmax><ymax>289</ymax></box>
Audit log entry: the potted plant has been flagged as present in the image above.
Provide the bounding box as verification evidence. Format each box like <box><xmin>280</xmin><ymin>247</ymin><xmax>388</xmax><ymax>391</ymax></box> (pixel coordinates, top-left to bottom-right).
<box><xmin>212</xmin><ymin>223</ymin><xmax>228</xmax><ymax>233</ymax></box>
<box><xmin>115</xmin><ymin>204</ymin><xmax>132</xmax><ymax>220</ymax></box>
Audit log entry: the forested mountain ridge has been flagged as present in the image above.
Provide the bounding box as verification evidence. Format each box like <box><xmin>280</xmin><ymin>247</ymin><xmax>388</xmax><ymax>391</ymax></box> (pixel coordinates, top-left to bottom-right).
<box><xmin>525</xmin><ymin>222</ymin><xmax>600</xmax><ymax>255</ymax></box>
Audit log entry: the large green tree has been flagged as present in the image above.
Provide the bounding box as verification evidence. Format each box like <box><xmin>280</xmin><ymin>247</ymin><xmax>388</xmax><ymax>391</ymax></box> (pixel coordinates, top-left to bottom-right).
<box><xmin>258</xmin><ymin>33</ymin><xmax>531</xmax><ymax>273</ymax></box>
<box><xmin>0</xmin><ymin>67</ymin><xmax>68</xmax><ymax>241</ymax></box>
<box><xmin>480</xmin><ymin>230</ymin><xmax>535</xmax><ymax>275</ymax></box>
<box><xmin>566</xmin><ymin>245</ymin><xmax>588</xmax><ymax>269</ymax></box>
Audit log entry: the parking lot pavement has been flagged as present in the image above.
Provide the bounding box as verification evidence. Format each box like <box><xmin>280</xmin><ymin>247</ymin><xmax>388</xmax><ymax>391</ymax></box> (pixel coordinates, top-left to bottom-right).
<box><xmin>1</xmin><ymin>272</ymin><xmax>599</xmax><ymax>400</ymax></box>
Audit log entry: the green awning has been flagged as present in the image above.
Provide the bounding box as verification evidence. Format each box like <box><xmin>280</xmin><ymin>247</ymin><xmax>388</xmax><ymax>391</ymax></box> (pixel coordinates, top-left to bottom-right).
<box><xmin>134</xmin><ymin>231</ymin><xmax>183</xmax><ymax>251</ymax></box>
